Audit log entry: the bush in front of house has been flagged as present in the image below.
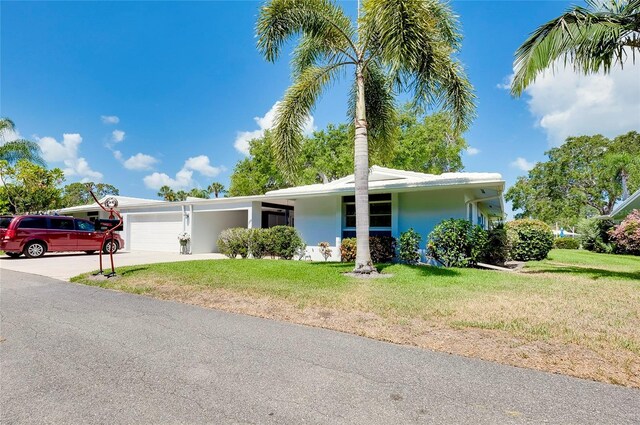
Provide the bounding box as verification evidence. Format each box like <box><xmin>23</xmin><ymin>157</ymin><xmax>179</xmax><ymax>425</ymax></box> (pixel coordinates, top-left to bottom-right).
<box><xmin>577</xmin><ymin>218</ymin><xmax>615</xmax><ymax>253</ymax></box>
<box><xmin>217</xmin><ymin>227</ymin><xmax>251</xmax><ymax>258</ymax></box>
<box><xmin>482</xmin><ymin>223</ymin><xmax>509</xmax><ymax>265</ymax></box>
<box><xmin>505</xmin><ymin>219</ymin><xmax>553</xmax><ymax>261</ymax></box>
<box><xmin>370</xmin><ymin>236</ymin><xmax>397</xmax><ymax>263</ymax></box>
<box><xmin>340</xmin><ymin>238</ymin><xmax>357</xmax><ymax>262</ymax></box>
<box><xmin>553</xmin><ymin>237</ymin><xmax>580</xmax><ymax>250</ymax></box>
<box><xmin>427</xmin><ymin>219</ymin><xmax>487</xmax><ymax>267</ymax></box>
<box><xmin>249</xmin><ymin>228</ymin><xmax>272</xmax><ymax>259</ymax></box>
<box><xmin>399</xmin><ymin>228</ymin><xmax>422</xmax><ymax>264</ymax></box>
<box><xmin>609</xmin><ymin>209</ymin><xmax>640</xmax><ymax>255</ymax></box>
<box><xmin>269</xmin><ymin>225</ymin><xmax>306</xmax><ymax>260</ymax></box>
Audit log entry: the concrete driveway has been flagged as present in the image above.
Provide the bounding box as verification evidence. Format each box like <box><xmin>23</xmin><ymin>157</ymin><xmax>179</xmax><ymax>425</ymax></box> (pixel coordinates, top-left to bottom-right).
<box><xmin>0</xmin><ymin>250</ymin><xmax>225</xmax><ymax>281</ymax></box>
<box><xmin>2</xmin><ymin>270</ymin><xmax>638</xmax><ymax>424</ymax></box>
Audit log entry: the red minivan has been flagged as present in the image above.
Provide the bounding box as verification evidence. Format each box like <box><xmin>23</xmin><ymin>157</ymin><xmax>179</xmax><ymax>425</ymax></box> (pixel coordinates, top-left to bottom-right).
<box><xmin>0</xmin><ymin>215</ymin><xmax>124</xmax><ymax>258</ymax></box>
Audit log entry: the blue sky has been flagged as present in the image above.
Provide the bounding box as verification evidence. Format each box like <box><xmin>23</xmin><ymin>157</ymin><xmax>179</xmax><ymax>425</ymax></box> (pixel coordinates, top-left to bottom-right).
<box><xmin>2</xmin><ymin>1</ymin><xmax>639</xmax><ymax>213</ymax></box>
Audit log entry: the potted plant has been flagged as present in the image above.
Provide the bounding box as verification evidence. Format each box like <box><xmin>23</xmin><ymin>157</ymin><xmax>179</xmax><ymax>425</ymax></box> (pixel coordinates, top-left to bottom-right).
<box><xmin>178</xmin><ymin>231</ymin><xmax>191</xmax><ymax>255</ymax></box>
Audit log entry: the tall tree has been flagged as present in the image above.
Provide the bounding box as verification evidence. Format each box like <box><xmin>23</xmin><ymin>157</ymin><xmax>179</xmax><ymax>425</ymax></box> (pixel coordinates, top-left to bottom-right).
<box><xmin>157</xmin><ymin>185</ymin><xmax>177</xmax><ymax>201</ymax></box>
<box><xmin>0</xmin><ymin>159</ymin><xmax>64</xmax><ymax>214</ymax></box>
<box><xmin>257</xmin><ymin>0</ymin><xmax>475</xmax><ymax>273</ymax></box>
<box><xmin>0</xmin><ymin>118</ymin><xmax>46</xmax><ymax>166</ymax></box>
<box><xmin>188</xmin><ymin>188</ymin><xmax>210</xmax><ymax>199</ymax></box>
<box><xmin>207</xmin><ymin>182</ymin><xmax>226</xmax><ymax>198</ymax></box>
<box><xmin>511</xmin><ymin>0</ymin><xmax>640</xmax><ymax>96</ymax></box>
<box><xmin>506</xmin><ymin>132</ymin><xmax>640</xmax><ymax>225</ymax></box>
<box><xmin>175</xmin><ymin>190</ymin><xmax>188</xmax><ymax>201</ymax></box>
<box><xmin>61</xmin><ymin>182</ymin><xmax>119</xmax><ymax>207</ymax></box>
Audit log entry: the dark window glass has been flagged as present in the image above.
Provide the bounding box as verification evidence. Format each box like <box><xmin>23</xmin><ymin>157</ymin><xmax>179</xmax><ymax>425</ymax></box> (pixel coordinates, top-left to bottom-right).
<box><xmin>345</xmin><ymin>204</ymin><xmax>356</xmax><ymax>216</ymax></box>
<box><xmin>18</xmin><ymin>217</ymin><xmax>48</xmax><ymax>229</ymax></box>
<box><xmin>369</xmin><ymin>202</ymin><xmax>391</xmax><ymax>215</ymax></box>
<box><xmin>50</xmin><ymin>218</ymin><xmax>74</xmax><ymax>230</ymax></box>
<box><xmin>0</xmin><ymin>217</ymin><xmax>13</xmax><ymax>229</ymax></box>
<box><xmin>345</xmin><ymin>216</ymin><xmax>356</xmax><ymax>228</ymax></box>
<box><xmin>342</xmin><ymin>193</ymin><xmax>390</xmax><ymax>203</ymax></box>
<box><xmin>370</xmin><ymin>215</ymin><xmax>392</xmax><ymax>227</ymax></box>
<box><xmin>75</xmin><ymin>220</ymin><xmax>95</xmax><ymax>232</ymax></box>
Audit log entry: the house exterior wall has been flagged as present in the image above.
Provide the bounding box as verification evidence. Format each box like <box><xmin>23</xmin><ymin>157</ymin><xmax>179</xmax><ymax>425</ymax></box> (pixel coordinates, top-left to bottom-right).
<box><xmin>294</xmin><ymin>195</ymin><xmax>341</xmax><ymax>261</ymax></box>
<box><xmin>191</xmin><ymin>210</ymin><xmax>248</xmax><ymax>254</ymax></box>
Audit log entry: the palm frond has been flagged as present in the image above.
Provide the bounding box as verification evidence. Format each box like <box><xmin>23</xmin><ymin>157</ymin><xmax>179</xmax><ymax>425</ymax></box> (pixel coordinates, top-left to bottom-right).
<box><xmin>511</xmin><ymin>0</ymin><xmax>640</xmax><ymax>96</ymax></box>
<box><xmin>0</xmin><ymin>118</ymin><xmax>16</xmax><ymax>133</ymax></box>
<box><xmin>360</xmin><ymin>0</ymin><xmax>475</xmax><ymax>132</ymax></box>
<box><xmin>348</xmin><ymin>62</ymin><xmax>398</xmax><ymax>157</ymax></box>
<box><xmin>273</xmin><ymin>63</ymin><xmax>344</xmax><ymax>175</ymax></box>
<box><xmin>0</xmin><ymin>139</ymin><xmax>46</xmax><ymax>167</ymax></box>
<box><xmin>256</xmin><ymin>0</ymin><xmax>357</xmax><ymax>63</ymax></box>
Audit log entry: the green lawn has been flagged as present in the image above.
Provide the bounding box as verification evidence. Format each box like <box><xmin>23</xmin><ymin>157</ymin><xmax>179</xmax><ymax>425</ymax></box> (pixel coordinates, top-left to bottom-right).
<box><xmin>72</xmin><ymin>249</ymin><xmax>640</xmax><ymax>387</ymax></box>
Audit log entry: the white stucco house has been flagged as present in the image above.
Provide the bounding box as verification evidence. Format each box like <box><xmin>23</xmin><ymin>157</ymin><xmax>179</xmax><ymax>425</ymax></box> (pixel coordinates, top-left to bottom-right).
<box><xmin>58</xmin><ymin>166</ymin><xmax>505</xmax><ymax>261</ymax></box>
<box><xmin>608</xmin><ymin>188</ymin><xmax>640</xmax><ymax>221</ymax></box>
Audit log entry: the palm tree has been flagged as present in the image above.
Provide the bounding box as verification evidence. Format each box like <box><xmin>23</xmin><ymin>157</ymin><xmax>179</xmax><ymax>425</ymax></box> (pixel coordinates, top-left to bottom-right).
<box><xmin>256</xmin><ymin>0</ymin><xmax>475</xmax><ymax>273</ymax></box>
<box><xmin>208</xmin><ymin>182</ymin><xmax>226</xmax><ymax>198</ymax></box>
<box><xmin>157</xmin><ymin>185</ymin><xmax>177</xmax><ymax>201</ymax></box>
<box><xmin>175</xmin><ymin>190</ymin><xmax>188</xmax><ymax>201</ymax></box>
<box><xmin>188</xmin><ymin>188</ymin><xmax>210</xmax><ymax>198</ymax></box>
<box><xmin>511</xmin><ymin>0</ymin><xmax>640</xmax><ymax>96</ymax></box>
<box><xmin>0</xmin><ymin>118</ymin><xmax>46</xmax><ymax>166</ymax></box>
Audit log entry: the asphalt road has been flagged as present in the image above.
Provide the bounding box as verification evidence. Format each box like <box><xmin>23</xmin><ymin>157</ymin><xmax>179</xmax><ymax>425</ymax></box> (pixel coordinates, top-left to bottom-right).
<box><xmin>1</xmin><ymin>270</ymin><xmax>638</xmax><ymax>424</ymax></box>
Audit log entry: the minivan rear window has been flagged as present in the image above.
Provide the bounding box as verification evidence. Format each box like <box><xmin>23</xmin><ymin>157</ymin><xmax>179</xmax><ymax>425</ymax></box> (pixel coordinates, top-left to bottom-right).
<box><xmin>18</xmin><ymin>217</ymin><xmax>48</xmax><ymax>229</ymax></box>
<box><xmin>0</xmin><ymin>217</ymin><xmax>13</xmax><ymax>229</ymax></box>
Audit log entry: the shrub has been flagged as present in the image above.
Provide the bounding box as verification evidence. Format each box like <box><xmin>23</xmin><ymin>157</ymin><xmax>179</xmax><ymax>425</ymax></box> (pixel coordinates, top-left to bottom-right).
<box><xmin>553</xmin><ymin>237</ymin><xmax>580</xmax><ymax>250</ymax></box>
<box><xmin>427</xmin><ymin>219</ymin><xmax>487</xmax><ymax>267</ymax></box>
<box><xmin>269</xmin><ymin>226</ymin><xmax>306</xmax><ymax>260</ymax></box>
<box><xmin>370</xmin><ymin>236</ymin><xmax>397</xmax><ymax>263</ymax></box>
<box><xmin>609</xmin><ymin>209</ymin><xmax>640</xmax><ymax>255</ymax></box>
<box><xmin>482</xmin><ymin>224</ymin><xmax>509</xmax><ymax>265</ymax></box>
<box><xmin>399</xmin><ymin>228</ymin><xmax>421</xmax><ymax>264</ymax></box>
<box><xmin>577</xmin><ymin>218</ymin><xmax>615</xmax><ymax>253</ymax></box>
<box><xmin>318</xmin><ymin>242</ymin><xmax>332</xmax><ymax>261</ymax></box>
<box><xmin>340</xmin><ymin>238</ymin><xmax>357</xmax><ymax>262</ymax></box>
<box><xmin>505</xmin><ymin>219</ymin><xmax>553</xmax><ymax>261</ymax></box>
<box><xmin>217</xmin><ymin>227</ymin><xmax>250</xmax><ymax>259</ymax></box>
<box><xmin>249</xmin><ymin>228</ymin><xmax>272</xmax><ymax>259</ymax></box>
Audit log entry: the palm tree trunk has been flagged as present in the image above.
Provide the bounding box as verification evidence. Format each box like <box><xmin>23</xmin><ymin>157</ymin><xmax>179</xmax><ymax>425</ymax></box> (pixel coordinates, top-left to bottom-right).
<box><xmin>353</xmin><ymin>67</ymin><xmax>375</xmax><ymax>273</ymax></box>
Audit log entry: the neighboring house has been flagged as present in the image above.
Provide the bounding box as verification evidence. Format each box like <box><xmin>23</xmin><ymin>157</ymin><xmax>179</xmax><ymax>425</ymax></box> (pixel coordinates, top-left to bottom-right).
<box><xmin>58</xmin><ymin>166</ymin><xmax>505</xmax><ymax>261</ymax></box>
<box><xmin>608</xmin><ymin>188</ymin><xmax>640</xmax><ymax>222</ymax></box>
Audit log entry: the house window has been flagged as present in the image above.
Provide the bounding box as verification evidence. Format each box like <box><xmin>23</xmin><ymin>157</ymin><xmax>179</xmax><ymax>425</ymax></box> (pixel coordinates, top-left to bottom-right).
<box><xmin>342</xmin><ymin>194</ymin><xmax>392</xmax><ymax>237</ymax></box>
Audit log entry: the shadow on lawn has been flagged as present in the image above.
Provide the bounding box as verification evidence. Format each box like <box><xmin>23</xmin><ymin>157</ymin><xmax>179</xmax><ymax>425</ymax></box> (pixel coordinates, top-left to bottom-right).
<box><xmin>526</xmin><ymin>265</ymin><xmax>640</xmax><ymax>282</ymax></box>
<box><xmin>308</xmin><ymin>261</ymin><xmax>460</xmax><ymax>277</ymax></box>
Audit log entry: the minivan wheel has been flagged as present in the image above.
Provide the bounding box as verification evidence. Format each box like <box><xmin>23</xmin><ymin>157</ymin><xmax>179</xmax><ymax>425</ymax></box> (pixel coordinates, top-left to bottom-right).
<box><xmin>6</xmin><ymin>252</ymin><xmax>21</xmax><ymax>258</ymax></box>
<box><xmin>24</xmin><ymin>241</ymin><xmax>46</xmax><ymax>258</ymax></box>
<box><xmin>103</xmin><ymin>240</ymin><xmax>119</xmax><ymax>254</ymax></box>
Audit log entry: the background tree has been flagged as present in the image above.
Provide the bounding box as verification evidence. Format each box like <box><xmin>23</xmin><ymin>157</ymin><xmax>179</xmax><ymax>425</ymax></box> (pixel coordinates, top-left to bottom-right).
<box><xmin>188</xmin><ymin>188</ymin><xmax>210</xmax><ymax>199</ymax></box>
<box><xmin>175</xmin><ymin>190</ymin><xmax>188</xmax><ymax>201</ymax></box>
<box><xmin>157</xmin><ymin>185</ymin><xmax>177</xmax><ymax>201</ymax></box>
<box><xmin>0</xmin><ymin>159</ymin><xmax>64</xmax><ymax>214</ymax></box>
<box><xmin>61</xmin><ymin>182</ymin><xmax>119</xmax><ymax>207</ymax></box>
<box><xmin>257</xmin><ymin>0</ymin><xmax>475</xmax><ymax>273</ymax></box>
<box><xmin>0</xmin><ymin>118</ymin><xmax>46</xmax><ymax>166</ymax></box>
<box><xmin>299</xmin><ymin>124</ymin><xmax>355</xmax><ymax>183</ymax></box>
<box><xmin>207</xmin><ymin>182</ymin><xmax>226</xmax><ymax>198</ymax></box>
<box><xmin>511</xmin><ymin>0</ymin><xmax>640</xmax><ymax>95</ymax></box>
<box><xmin>506</xmin><ymin>132</ymin><xmax>640</xmax><ymax>226</ymax></box>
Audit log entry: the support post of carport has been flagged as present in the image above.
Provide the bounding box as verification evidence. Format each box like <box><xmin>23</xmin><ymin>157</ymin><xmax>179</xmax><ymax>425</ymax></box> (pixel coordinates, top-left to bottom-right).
<box><xmin>248</xmin><ymin>201</ymin><xmax>262</xmax><ymax>229</ymax></box>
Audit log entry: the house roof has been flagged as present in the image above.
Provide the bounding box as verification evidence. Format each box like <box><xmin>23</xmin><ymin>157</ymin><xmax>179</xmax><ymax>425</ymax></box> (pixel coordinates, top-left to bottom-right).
<box><xmin>58</xmin><ymin>195</ymin><xmax>162</xmax><ymax>213</ymax></box>
<box><xmin>609</xmin><ymin>188</ymin><xmax>640</xmax><ymax>220</ymax></box>
<box><xmin>265</xmin><ymin>166</ymin><xmax>504</xmax><ymax>197</ymax></box>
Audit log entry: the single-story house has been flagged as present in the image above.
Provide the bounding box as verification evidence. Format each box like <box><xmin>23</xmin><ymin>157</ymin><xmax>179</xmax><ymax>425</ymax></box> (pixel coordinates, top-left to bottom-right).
<box><xmin>58</xmin><ymin>166</ymin><xmax>505</xmax><ymax>261</ymax></box>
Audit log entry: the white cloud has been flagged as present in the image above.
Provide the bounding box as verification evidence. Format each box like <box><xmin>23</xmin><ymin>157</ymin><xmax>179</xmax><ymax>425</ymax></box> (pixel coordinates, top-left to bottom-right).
<box><xmin>112</xmin><ymin>150</ymin><xmax>123</xmax><ymax>161</ymax></box>
<box><xmin>101</xmin><ymin>115</ymin><xmax>120</xmax><ymax>124</ymax></box>
<box><xmin>504</xmin><ymin>59</ymin><xmax>640</xmax><ymax>145</ymax></box>
<box><xmin>111</xmin><ymin>129</ymin><xmax>125</xmax><ymax>143</ymax></box>
<box><xmin>510</xmin><ymin>157</ymin><xmax>535</xmax><ymax>172</ymax></box>
<box><xmin>496</xmin><ymin>73</ymin><xmax>514</xmax><ymax>90</ymax></box>
<box><xmin>0</xmin><ymin>128</ymin><xmax>21</xmax><ymax>144</ymax></box>
<box><xmin>234</xmin><ymin>101</ymin><xmax>316</xmax><ymax>155</ymax></box>
<box><xmin>123</xmin><ymin>153</ymin><xmax>159</xmax><ymax>171</ymax></box>
<box><xmin>143</xmin><ymin>155</ymin><xmax>223</xmax><ymax>190</ymax></box>
<box><xmin>36</xmin><ymin>133</ymin><xmax>103</xmax><ymax>181</ymax></box>
<box><xmin>466</xmin><ymin>147</ymin><xmax>480</xmax><ymax>156</ymax></box>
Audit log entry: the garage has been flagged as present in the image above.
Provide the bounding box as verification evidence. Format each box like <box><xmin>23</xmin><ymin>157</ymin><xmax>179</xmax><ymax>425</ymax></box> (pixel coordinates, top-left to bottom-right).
<box><xmin>128</xmin><ymin>213</ymin><xmax>184</xmax><ymax>252</ymax></box>
<box><xmin>190</xmin><ymin>210</ymin><xmax>248</xmax><ymax>254</ymax></box>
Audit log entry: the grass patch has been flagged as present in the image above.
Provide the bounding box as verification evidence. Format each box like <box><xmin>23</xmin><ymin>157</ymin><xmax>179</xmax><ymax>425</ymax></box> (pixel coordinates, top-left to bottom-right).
<box><xmin>72</xmin><ymin>249</ymin><xmax>640</xmax><ymax>387</ymax></box>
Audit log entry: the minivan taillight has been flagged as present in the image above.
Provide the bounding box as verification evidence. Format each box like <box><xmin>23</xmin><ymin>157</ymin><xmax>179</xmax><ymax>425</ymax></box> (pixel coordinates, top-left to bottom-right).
<box><xmin>5</xmin><ymin>229</ymin><xmax>16</xmax><ymax>239</ymax></box>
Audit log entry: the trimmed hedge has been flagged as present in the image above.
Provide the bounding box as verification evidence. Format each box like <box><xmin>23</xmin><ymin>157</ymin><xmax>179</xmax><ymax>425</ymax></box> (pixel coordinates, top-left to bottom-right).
<box><xmin>505</xmin><ymin>219</ymin><xmax>553</xmax><ymax>261</ymax></box>
<box><xmin>610</xmin><ymin>209</ymin><xmax>640</xmax><ymax>255</ymax></box>
<box><xmin>577</xmin><ymin>218</ymin><xmax>615</xmax><ymax>253</ymax></box>
<box><xmin>268</xmin><ymin>226</ymin><xmax>306</xmax><ymax>260</ymax></box>
<box><xmin>482</xmin><ymin>224</ymin><xmax>509</xmax><ymax>265</ymax></box>
<box><xmin>553</xmin><ymin>237</ymin><xmax>580</xmax><ymax>250</ymax></box>
<box><xmin>217</xmin><ymin>228</ymin><xmax>250</xmax><ymax>259</ymax></box>
<box><xmin>217</xmin><ymin>226</ymin><xmax>306</xmax><ymax>260</ymax></box>
<box><xmin>340</xmin><ymin>236</ymin><xmax>397</xmax><ymax>263</ymax></box>
<box><xmin>427</xmin><ymin>219</ymin><xmax>487</xmax><ymax>267</ymax></box>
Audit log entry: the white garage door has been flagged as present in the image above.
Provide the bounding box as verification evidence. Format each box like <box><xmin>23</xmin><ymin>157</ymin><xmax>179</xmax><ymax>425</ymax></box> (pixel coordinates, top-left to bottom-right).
<box><xmin>129</xmin><ymin>213</ymin><xmax>183</xmax><ymax>252</ymax></box>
